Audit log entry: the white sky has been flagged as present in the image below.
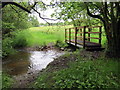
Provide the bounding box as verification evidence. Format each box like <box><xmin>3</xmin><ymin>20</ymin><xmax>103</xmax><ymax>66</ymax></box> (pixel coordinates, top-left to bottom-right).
<box><xmin>30</xmin><ymin>0</ymin><xmax>62</xmax><ymax>24</ymax></box>
<box><xmin>36</xmin><ymin>8</ymin><xmax>59</xmax><ymax>23</ymax></box>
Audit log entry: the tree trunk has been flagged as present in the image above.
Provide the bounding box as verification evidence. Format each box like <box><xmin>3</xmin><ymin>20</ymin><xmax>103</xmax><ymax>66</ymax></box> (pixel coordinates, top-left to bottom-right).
<box><xmin>85</xmin><ymin>2</ymin><xmax>120</xmax><ymax>58</ymax></box>
<box><xmin>106</xmin><ymin>37</ymin><xmax>120</xmax><ymax>58</ymax></box>
<box><xmin>105</xmin><ymin>22</ymin><xmax>120</xmax><ymax>58</ymax></box>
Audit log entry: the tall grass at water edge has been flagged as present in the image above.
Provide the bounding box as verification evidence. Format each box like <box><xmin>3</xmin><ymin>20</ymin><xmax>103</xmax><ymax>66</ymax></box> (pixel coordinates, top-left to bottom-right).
<box><xmin>12</xmin><ymin>25</ymin><xmax>72</xmax><ymax>47</ymax></box>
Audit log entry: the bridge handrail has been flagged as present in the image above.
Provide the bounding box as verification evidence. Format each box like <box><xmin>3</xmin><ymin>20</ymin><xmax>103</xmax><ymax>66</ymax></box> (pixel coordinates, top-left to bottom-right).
<box><xmin>65</xmin><ymin>26</ymin><xmax>102</xmax><ymax>48</ymax></box>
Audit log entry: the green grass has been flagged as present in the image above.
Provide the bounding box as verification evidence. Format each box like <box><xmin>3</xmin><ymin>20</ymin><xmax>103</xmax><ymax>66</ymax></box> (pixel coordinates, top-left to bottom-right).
<box><xmin>12</xmin><ymin>25</ymin><xmax>106</xmax><ymax>47</ymax></box>
<box><xmin>3</xmin><ymin>25</ymin><xmax>107</xmax><ymax>57</ymax></box>
<box><xmin>3</xmin><ymin>25</ymin><xmax>72</xmax><ymax>57</ymax></box>
<box><xmin>12</xmin><ymin>25</ymin><xmax>72</xmax><ymax>47</ymax></box>
<box><xmin>31</xmin><ymin>51</ymin><xmax>120</xmax><ymax>88</ymax></box>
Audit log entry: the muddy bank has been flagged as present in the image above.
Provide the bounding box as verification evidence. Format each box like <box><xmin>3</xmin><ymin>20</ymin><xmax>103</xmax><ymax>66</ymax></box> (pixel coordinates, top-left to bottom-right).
<box><xmin>3</xmin><ymin>43</ymin><xmax>103</xmax><ymax>88</ymax></box>
<box><xmin>16</xmin><ymin>42</ymin><xmax>77</xmax><ymax>52</ymax></box>
<box><xmin>18</xmin><ymin>43</ymin><xmax>62</xmax><ymax>51</ymax></box>
<box><xmin>41</xmin><ymin>50</ymin><xmax>103</xmax><ymax>74</ymax></box>
<box><xmin>3</xmin><ymin>47</ymin><xmax>64</xmax><ymax>88</ymax></box>
<box><xmin>14</xmin><ymin>49</ymin><xmax>103</xmax><ymax>88</ymax></box>
<box><xmin>27</xmin><ymin>49</ymin><xmax>103</xmax><ymax>88</ymax></box>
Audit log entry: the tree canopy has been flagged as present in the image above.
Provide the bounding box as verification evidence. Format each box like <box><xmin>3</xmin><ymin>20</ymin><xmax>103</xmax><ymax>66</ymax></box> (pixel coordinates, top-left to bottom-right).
<box><xmin>1</xmin><ymin>1</ymin><xmax>120</xmax><ymax>58</ymax></box>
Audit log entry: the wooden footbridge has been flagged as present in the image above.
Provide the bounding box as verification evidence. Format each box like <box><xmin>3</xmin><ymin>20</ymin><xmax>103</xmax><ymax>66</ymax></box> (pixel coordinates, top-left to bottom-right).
<box><xmin>65</xmin><ymin>26</ymin><xmax>103</xmax><ymax>50</ymax></box>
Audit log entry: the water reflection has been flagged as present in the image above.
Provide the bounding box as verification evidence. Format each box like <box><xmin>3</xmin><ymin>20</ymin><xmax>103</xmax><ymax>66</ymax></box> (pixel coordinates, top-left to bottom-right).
<box><xmin>3</xmin><ymin>49</ymin><xmax>64</xmax><ymax>76</ymax></box>
<box><xmin>3</xmin><ymin>51</ymin><xmax>31</xmax><ymax>75</ymax></box>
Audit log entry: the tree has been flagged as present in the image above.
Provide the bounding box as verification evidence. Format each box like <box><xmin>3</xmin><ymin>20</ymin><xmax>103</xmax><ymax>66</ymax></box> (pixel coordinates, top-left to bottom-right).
<box><xmin>52</xmin><ymin>2</ymin><xmax>120</xmax><ymax>58</ymax></box>
<box><xmin>29</xmin><ymin>16</ymin><xmax>40</xmax><ymax>27</ymax></box>
<box><xmin>2</xmin><ymin>3</ymin><xmax>31</xmax><ymax>35</ymax></box>
<box><xmin>85</xmin><ymin>2</ymin><xmax>120</xmax><ymax>58</ymax></box>
<box><xmin>1</xmin><ymin>1</ymin><xmax>120</xmax><ymax>58</ymax></box>
<box><xmin>1</xmin><ymin>1</ymin><xmax>58</xmax><ymax>24</ymax></box>
<box><xmin>52</xmin><ymin>2</ymin><xmax>102</xmax><ymax>27</ymax></box>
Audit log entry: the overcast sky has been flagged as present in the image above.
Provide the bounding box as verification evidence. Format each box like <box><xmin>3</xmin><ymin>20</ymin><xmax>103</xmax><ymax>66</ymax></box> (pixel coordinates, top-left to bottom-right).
<box><xmin>32</xmin><ymin>8</ymin><xmax>54</xmax><ymax>23</ymax></box>
<box><xmin>30</xmin><ymin>0</ymin><xmax>62</xmax><ymax>24</ymax></box>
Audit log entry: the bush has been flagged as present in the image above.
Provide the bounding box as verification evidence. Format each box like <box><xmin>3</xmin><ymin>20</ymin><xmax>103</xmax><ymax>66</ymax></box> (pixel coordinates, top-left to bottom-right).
<box><xmin>2</xmin><ymin>37</ymin><xmax>15</xmax><ymax>57</ymax></box>
<box><xmin>12</xmin><ymin>35</ymin><xmax>27</xmax><ymax>48</ymax></box>
<box><xmin>2</xmin><ymin>22</ymin><xmax>15</xmax><ymax>35</ymax></box>
<box><xmin>11</xmin><ymin>30</ymin><xmax>29</xmax><ymax>48</ymax></box>
<box><xmin>55</xmin><ymin>40</ymin><xmax>68</xmax><ymax>48</ymax></box>
<box><xmin>2</xmin><ymin>73</ymin><xmax>13</xmax><ymax>88</ymax></box>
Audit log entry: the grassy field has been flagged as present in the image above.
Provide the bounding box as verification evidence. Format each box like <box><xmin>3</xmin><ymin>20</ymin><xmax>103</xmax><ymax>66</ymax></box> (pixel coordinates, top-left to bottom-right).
<box><xmin>12</xmin><ymin>25</ymin><xmax>72</xmax><ymax>47</ymax></box>
<box><xmin>12</xmin><ymin>25</ymin><xmax>106</xmax><ymax>47</ymax></box>
<box><xmin>3</xmin><ymin>25</ymin><xmax>107</xmax><ymax>57</ymax></box>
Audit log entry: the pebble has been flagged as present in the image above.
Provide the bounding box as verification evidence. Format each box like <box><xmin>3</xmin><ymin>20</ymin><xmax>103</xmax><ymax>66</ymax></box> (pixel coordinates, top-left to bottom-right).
<box><xmin>60</xmin><ymin>48</ymin><xmax>64</xmax><ymax>51</ymax></box>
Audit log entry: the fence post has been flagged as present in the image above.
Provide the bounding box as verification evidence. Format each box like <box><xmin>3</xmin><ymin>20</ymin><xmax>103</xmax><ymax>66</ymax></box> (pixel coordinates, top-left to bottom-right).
<box><xmin>75</xmin><ymin>27</ymin><xmax>77</xmax><ymax>46</ymax></box>
<box><xmin>99</xmin><ymin>26</ymin><xmax>102</xmax><ymax>44</ymax></box>
<box><xmin>69</xmin><ymin>28</ymin><xmax>71</xmax><ymax>43</ymax></box>
<box><xmin>83</xmin><ymin>26</ymin><xmax>86</xmax><ymax>49</ymax></box>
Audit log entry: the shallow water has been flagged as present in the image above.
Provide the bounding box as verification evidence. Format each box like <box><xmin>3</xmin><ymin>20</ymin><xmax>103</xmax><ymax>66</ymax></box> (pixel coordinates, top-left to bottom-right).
<box><xmin>3</xmin><ymin>49</ymin><xmax>64</xmax><ymax>76</ymax></box>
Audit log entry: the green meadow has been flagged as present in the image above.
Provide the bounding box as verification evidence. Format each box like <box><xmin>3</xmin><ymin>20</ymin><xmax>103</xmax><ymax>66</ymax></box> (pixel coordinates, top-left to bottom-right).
<box><xmin>3</xmin><ymin>25</ymin><xmax>107</xmax><ymax>57</ymax></box>
<box><xmin>12</xmin><ymin>25</ymin><xmax>72</xmax><ymax>47</ymax></box>
<box><xmin>13</xmin><ymin>25</ymin><xmax>106</xmax><ymax>47</ymax></box>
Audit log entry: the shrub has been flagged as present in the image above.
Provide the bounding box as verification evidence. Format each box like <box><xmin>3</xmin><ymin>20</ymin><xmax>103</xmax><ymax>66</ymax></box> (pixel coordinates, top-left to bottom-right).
<box><xmin>2</xmin><ymin>73</ymin><xmax>13</xmax><ymax>88</ymax></box>
<box><xmin>12</xmin><ymin>35</ymin><xmax>27</xmax><ymax>48</ymax></box>
<box><xmin>55</xmin><ymin>40</ymin><xmax>68</xmax><ymax>48</ymax></box>
<box><xmin>2</xmin><ymin>37</ymin><xmax>15</xmax><ymax>57</ymax></box>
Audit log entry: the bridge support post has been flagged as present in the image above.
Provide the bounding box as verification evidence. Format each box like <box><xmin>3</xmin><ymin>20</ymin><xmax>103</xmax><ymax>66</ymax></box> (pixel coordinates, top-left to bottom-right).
<box><xmin>83</xmin><ymin>26</ymin><xmax>86</xmax><ymax>49</ymax></box>
<box><xmin>99</xmin><ymin>26</ymin><xmax>102</xmax><ymax>45</ymax></box>
<box><xmin>69</xmin><ymin>28</ymin><xmax>71</xmax><ymax>43</ymax></box>
<box><xmin>75</xmin><ymin>27</ymin><xmax>77</xmax><ymax>46</ymax></box>
<box><xmin>65</xmin><ymin>29</ymin><xmax>67</xmax><ymax>42</ymax></box>
<box><xmin>88</xmin><ymin>28</ymin><xmax>91</xmax><ymax>41</ymax></box>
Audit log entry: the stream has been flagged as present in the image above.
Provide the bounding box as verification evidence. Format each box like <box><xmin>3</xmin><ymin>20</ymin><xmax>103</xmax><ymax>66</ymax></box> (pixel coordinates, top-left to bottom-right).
<box><xmin>2</xmin><ymin>49</ymin><xmax>64</xmax><ymax>88</ymax></box>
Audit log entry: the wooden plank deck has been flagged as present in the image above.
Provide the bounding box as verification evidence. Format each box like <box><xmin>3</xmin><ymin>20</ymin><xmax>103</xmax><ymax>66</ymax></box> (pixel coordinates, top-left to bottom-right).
<box><xmin>66</xmin><ymin>39</ymin><xmax>101</xmax><ymax>48</ymax></box>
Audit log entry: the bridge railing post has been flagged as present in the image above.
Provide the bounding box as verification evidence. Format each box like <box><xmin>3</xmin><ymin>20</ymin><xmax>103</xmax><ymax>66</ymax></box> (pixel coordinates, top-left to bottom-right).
<box><xmin>83</xmin><ymin>26</ymin><xmax>86</xmax><ymax>49</ymax></box>
<box><xmin>65</xmin><ymin>29</ymin><xmax>67</xmax><ymax>42</ymax></box>
<box><xmin>99</xmin><ymin>26</ymin><xmax>102</xmax><ymax>45</ymax></box>
<box><xmin>80</xmin><ymin>29</ymin><xmax>82</xmax><ymax>40</ymax></box>
<box><xmin>69</xmin><ymin>28</ymin><xmax>71</xmax><ymax>43</ymax></box>
<box><xmin>88</xmin><ymin>28</ymin><xmax>91</xmax><ymax>41</ymax></box>
<box><xmin>75</xmin><ymin>27</ymin><xmax>77</xmax><ymax>46</ymax></box>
